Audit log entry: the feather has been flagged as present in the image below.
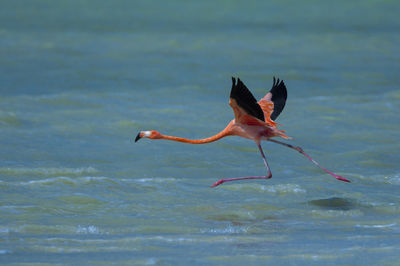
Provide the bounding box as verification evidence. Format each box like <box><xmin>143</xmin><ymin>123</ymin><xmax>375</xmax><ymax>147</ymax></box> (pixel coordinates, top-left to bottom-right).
<box><xmin>269</xmin><ymin>77</ymin><xmax>287</xmax><ymax>120</ymax></box>
<box><xmin>230</xmin><ymin>77</ymin><xmax>265</xmax><ymax>122</ymax></box>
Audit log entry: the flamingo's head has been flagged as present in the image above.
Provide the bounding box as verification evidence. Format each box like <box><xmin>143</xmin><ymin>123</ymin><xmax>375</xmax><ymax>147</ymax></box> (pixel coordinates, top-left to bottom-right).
<box><xmin>135</xmin><ymin>130</ymin><xmax>162</xmax><ymax>142</ymax></box>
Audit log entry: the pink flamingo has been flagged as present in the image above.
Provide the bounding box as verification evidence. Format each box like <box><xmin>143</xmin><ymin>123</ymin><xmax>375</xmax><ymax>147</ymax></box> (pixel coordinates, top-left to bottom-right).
<box><xmin>135</xmin><ymin>77</ymin><xmax>350</xmax><ymax>187</ymax></box>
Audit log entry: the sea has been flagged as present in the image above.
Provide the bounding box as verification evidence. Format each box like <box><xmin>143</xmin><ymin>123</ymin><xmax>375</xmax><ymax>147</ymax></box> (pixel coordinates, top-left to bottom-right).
<box><xmin>1</xmin><ymin>0</ymin><xmax>399</xmax><ymax>265</ymax></box>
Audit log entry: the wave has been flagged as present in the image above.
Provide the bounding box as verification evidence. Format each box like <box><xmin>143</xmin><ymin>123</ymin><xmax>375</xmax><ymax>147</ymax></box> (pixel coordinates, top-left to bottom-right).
<box><xmin>131</xmin><ymin>177</ymin><xmax>178</xmax><ymax>183</ymax></box>
<box><xmin>0</xmin><ymin>224</ymin><xmax>102</xmax><ymax>235</ymax></box>
<box><xmin>76</xmin><ymin>225</ymin><xmax>101</xmax><ymax>234</ymax></box>
<box><xmin>2</xmin><ymin>176</ymin><xmax>113</xmax><ymax>187</ymax></box>
<box><xmin>201</xmin><ymin>225</ymin><xmax>248</xmax><ymax>234</ymax></box>
<box><xmin>0</xmin><ymin>111</ymin><xmax>21</xmax><ymax>127</ymax></box>
<box><xmin>346</xmin><ymin>172</ymin><xmax>400</xmax><ymax>185</ymax></box>
<box><xmin>225</xmin><ymin>183</ymin><xmax>306</xmax><ymax>194</ymax></box>
<box><xmin>355</xmin><ymin>223</ymin><xmax>397</xmax><ymax>229</ymax></box>
<box><xmin>0</xmin><ymin>166</ymin><xmax>98</xmax><ymax>177</ymax></box>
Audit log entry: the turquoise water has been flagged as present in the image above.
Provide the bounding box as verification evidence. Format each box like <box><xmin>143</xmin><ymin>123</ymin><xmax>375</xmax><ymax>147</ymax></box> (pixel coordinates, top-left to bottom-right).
<box><xmin>1</xmin><ymin>0</ymin><xmax>400</xmax><ymax>265</ymax></box>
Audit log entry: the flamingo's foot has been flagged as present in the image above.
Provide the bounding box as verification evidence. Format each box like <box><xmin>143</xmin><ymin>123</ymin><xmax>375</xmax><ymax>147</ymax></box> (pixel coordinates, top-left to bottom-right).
<box><xmin>210</xmin><ymin>179</ymin><xmax>225</xmax><ymax>188</ymax></box>
<box><xmin>210</xmin><ymin>175</ymin><xmax>272</xmax><ymax>188</ymax></box>
<box><xmin>335</xmin><ymin>175</ymin><xmax>351</xmax><ymax>183</ymax></box>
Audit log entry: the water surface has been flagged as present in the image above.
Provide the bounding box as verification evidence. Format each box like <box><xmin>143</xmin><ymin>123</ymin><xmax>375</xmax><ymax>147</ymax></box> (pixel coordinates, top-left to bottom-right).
<box><xmin>1</xmin><ymin>0</ymin><xmax>400</xmax><ymax>265</ymax></box>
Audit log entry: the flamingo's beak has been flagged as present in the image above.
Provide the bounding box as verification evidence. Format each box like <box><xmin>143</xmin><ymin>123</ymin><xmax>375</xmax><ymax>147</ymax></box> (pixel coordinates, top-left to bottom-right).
<box><xmin>135</xmin><ymin>132</ymin><xmax>142</xmax><ymax>142</ymax></box>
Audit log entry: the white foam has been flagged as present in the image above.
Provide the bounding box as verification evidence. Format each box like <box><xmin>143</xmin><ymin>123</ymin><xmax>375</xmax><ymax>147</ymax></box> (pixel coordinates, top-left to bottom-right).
<box><xmin>134</xmin><ymin>177</ymin><xmax>177</xmax><ymax>183</ymax></box>
<box><xmin>152</xmin><ymin>236</ymin><xmax>194</xmax><ymax>242</ymax></box>
<box><xmin>385</xmin><ymin>174</ymin><xmax>400</xmax><ymax>185</ymax></box>
<box><xmin>260</xmin><ymin>184</ymin><xmax>306</xmax><ymax>194</ymax></box>
<box><xmin>356</xmin><ymin>223</ymin><xmax>397</xmax><ymax>229</ymax></box>
<box><xmin>76</xmin><ymin>225</ymin><xmax>100</xmax><ymax>234</ymax></box>
<box><xmin>20</xmin><ymin>176</ymin><xmax>75</xmax><ymax>185</ymax></box>
<box><xmin>17</xmin><ymin>176</ymin><xmax>110</xmax><ymax>186</ymax></box>
<box><xmin>201</xmin><ymin>225</ymin><xmax>248</xmax><ymax>234</ymax></box>
<box><xmin>0</xmin><ymin>166</ymin><xmax>98</xmax><ymax>177</ymax></box>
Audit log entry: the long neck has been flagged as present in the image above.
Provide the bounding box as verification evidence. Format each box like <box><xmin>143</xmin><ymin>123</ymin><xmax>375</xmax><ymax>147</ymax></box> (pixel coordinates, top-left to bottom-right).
<box><xmin>159</xmin><ymin>127</ymin><xmax>231</xmax><ymax>144</ymax></box>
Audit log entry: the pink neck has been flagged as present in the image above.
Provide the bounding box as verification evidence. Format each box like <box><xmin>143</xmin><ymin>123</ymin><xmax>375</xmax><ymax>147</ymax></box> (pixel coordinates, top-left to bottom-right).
<box><xmin>160</xmin><ymin>129</ymin><xmax>230</xmax><ymax>144</ymax></box>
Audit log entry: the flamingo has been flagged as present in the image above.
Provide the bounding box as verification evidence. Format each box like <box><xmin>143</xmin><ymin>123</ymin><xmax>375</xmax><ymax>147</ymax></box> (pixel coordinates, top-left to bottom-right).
<box><xmin>135</xmin><ymin>77</ymin><xmax>350</xmax><ymax>187</ymax></box>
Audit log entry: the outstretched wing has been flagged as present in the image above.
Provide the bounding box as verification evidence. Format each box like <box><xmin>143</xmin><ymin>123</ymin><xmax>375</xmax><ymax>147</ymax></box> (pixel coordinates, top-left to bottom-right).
<box><xmin>258</xmin><ymin>77</ymin><xmax>287</xmax><ymax>121</ymax></box>
<box><xmin>229</xmin><ymin>77</ymin><xmax>265</xmax><ymax>124</ymax></box>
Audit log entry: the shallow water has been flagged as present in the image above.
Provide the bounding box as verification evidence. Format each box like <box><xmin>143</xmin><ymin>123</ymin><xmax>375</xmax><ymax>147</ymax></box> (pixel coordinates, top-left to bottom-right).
<box><xmin>1</xmin><ymin>0</ymin><xmax>400</xmax><ymax>265</ymax></box>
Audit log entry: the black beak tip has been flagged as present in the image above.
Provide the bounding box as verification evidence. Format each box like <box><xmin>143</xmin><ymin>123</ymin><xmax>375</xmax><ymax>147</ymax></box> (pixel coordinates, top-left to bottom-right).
<box><xmin>135</xmin><ymin>132</ymin><xmax>141</xmax><ymax>142</ymax></box>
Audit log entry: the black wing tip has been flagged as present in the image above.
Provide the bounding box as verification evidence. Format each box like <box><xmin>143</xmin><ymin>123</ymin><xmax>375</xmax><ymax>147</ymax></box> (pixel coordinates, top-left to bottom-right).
<box><xmin>272</xmin><ymin>76</ymin><xmax>285</xmax><ymax>89</ymax></box>
<box><xmin>229</xmin><ymin>77</ymin><xmax>265</xmax><ymax>122</ymax></box>
<box><xmin>135</xmin><ymin>132</ymin><xmax>141</xmax><ymax>142</ymax></box>
<box><xmin>269</xmin><ymin>76</ymin><xmax>288</xmax><ymax>121</ymax></box>
<box><xmin>232</xmin><ymin>77</ymin><xmax>245</xmax><ymax>86</ymax></box>
<box><xmin>270</xmin><ymin>77</ymin><xmax>287</xmax><ymax>98</ymax></box>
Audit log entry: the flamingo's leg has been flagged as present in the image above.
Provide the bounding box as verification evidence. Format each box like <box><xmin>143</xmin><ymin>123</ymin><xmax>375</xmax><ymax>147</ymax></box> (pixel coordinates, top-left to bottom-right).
<box><xmin>211</xmin><ymin>143</ymin><xmax>272</xmax><ymax>188</ymax></box>
<box><xmin>268</xmin><ymin>139</ymin><xmax>350</xmax><ymax>183</ymax></box>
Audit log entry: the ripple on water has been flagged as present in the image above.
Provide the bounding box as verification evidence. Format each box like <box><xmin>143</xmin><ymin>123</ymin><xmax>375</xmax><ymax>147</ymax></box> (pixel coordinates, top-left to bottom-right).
<box><xmin>201</xmin><ymin>225</ymin><xmax>249</xmax><ymax>234</ymax></box>
<box><xmin>223</xmin><ymin>183</ymin><xmax>307</xmax><ymax>194</ymax></box>
<box><xmin>310</xmin><ymin>209</ymin><xmax>364</xmax><ymax>219</ymax></box>
<box><xmin>355</xmin><ymin>223</ymin><xmax>397</xmax><ymax>229</ymax></box>
<box><xmin>130</xmin><ymin>177</ymin><xmax>178</xmax><ymax>183</ymax></box>
<box><xmin>383</xmin><ymin>174</ymin><xmax>400</xmax><ymax>185</ymax></box>
<box><xmin>348</xmin><ymin>172</ymin><xmax>400</xmax><ymax>185</ymax></box>
<box><xmin>0</xmin><ymin>111</ymin><xmax>21</xmax><ymax>127</ymax></box>
<box><xmin>4</xmin><ymin>176</ymin><xmax>116</xmax><ymax>187</ymax></box>
<box><xmin>76</xmin><ymin>225</ymin><xmax>101</xmax><ymax>234</ymax></box>
<box><xmin>0</xmin><ymin>224</ymin><xmax>102</xmax><ymax>235</ymax></box>
<box><xmin>0</xmin><ymin>166</ymin><xmax>98</xmax><ymax>178</ymax></box>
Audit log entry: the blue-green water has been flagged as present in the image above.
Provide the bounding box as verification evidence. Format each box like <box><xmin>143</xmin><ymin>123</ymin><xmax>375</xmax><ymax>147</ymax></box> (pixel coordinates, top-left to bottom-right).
<box><xmin>1</xmin><ymin>0</ymin><xmax>400</xmax><ymax>265</ymax></box>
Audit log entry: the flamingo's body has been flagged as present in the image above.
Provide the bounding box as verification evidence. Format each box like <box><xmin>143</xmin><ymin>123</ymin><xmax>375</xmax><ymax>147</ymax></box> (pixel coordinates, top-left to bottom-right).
<box><xmin>136</xmin><ymin>77</ymin><xmax>350</xmax><ymax>187</ymax></box>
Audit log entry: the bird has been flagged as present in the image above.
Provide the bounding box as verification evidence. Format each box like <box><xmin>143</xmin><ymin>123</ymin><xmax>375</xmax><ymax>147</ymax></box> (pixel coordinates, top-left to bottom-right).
<box><xmin>135</xmin><ymin>77</ymin><xmax>350</xmax><ymax>187</ymax></box>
